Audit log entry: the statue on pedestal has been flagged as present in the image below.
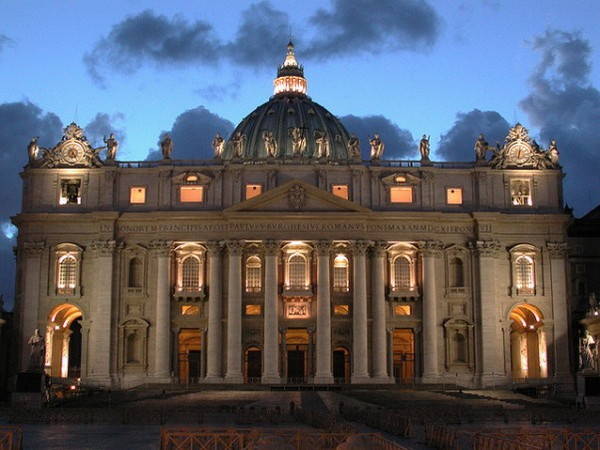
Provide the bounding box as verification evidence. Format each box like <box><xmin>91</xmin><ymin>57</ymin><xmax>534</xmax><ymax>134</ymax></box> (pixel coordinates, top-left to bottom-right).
<box><xmin>475</xmin><ymin>134</ymin><xmax>489</xmax><ymax>161</ymax></box>
<box><xmin>27</xmin><ymin>137</ymin><xmax>40</xmax><ymax>163</ymax></box>
<box><xmin>348</xmin><ymin>136</ymin><xmax>361</xmax><ymax>160</ymax></box>
<box><xmin>369</xmin><ymin>134</ymin><xmax>384</xmax><ymax>160</ymax></box>
<box><xmin>419</xmin><ymin>134</ymin><xmax>431</xmax><ymax>161</ymax></box>
<box><xmin>212</xmin><ymin>133</ymin><xmax>225</xmax><ymax>158</ymax></box>
<box><xmin>104</xmin><ymin>133</ymin><xmax>118</xmax><ymax>160</ymax></box>
<box><xmin>262</xmin><ymin>131</ymin><xmax>277</xmax><ymax>158</ymax></box>
<box><xmin>580</xmin><ymin>330</ymin><xmax>597</xmax><ymax>371</ymax></box>
<box><xmin>27</xmin><ymin>329</ymin><xmax>45</xmax><ymax>372</ymax></box>
<box><xmin>160</xmin><ymin>135</ymin><xmax>173</xmax><ymax>160</ymax></box>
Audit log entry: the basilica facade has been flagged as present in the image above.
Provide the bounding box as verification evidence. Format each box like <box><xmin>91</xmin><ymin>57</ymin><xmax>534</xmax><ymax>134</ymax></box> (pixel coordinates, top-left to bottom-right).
<box><xmin>13</xmin><ymin>44</ymin><xmax>572</xmax><ymax>388</ymax></box>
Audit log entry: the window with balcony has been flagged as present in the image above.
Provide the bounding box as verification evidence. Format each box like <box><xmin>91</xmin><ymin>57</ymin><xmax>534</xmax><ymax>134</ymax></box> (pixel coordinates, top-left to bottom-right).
<box><xmin>392</xmin><ymin>256</ymin><xmax>412</xmax><ymax>290</ymax></box>
<box><xmin>333</xmin><ymin>254</ymin><xmax>349</xmax><ymax>292</ymax></box>
<box><xmin>57</xmin><ymin>255</ymin><xmax>77</xmax><ymax>295</ymax></box>
<box><xmin>245</xmin><ymin>255</ymin><xmax>262</xmax><ymax>292</ymax></box>
<box><xmin>515</xmin><ymin>255</ymin><xmax>535</xmax><ymax>294</ymax></box>
<box><xmin>181</xmin><ymin>256</ymin><xmax>201</xmax><ymax>291</ymax></box>
<box><xmin>287</xmin><ymin>254</ymin><xmax>307</xmax><ymax>289</ymax></box>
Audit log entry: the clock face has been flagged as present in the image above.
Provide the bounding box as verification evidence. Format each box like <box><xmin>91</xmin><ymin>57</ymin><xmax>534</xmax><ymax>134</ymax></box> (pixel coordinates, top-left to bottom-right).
<box><xmin>62</xmin><ymin>143</ymin><xmax>84</xmax><ymax>165</ymax></box>
<box><xmin>507</xmin><ymin>143</ymin><xmax>531</xmax><ymax>165</ymax></box>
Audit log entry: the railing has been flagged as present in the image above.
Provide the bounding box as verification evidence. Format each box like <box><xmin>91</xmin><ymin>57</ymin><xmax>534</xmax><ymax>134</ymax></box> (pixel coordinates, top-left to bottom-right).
<box><xmin>115</xmin><ymin>158</ymin><xmax>478</xmax><ymax>169</ymax></box>
<box><xmin>160</xmin><ymin>427</ymin><xmax>407</xmax><ymax>450</ymax></box>
<box><xmin>341</xmin><ymin>406</ymin><xmax>412</xmax><ymax>438</ymax></box>
<box><xmin>0</xmin><ymin>426</ymin><xmax>22</xmax><ymax>450</ymax></box>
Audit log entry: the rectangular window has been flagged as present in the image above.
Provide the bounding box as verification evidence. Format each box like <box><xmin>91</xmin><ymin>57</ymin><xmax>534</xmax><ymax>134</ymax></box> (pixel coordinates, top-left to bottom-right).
<box><xmin>245</xmin><ymin>184</ymin><xmax>262</xmax><ymax>200</ymax></box>
<box><xmin>390</xmin><ymin>186</ymin><xmax>413</xmax><ymax>203</ymax></box>
<box><xmin>181</xmin><ymin>305</ymin><xmax>200</xmax><ymax>316</ymax></box>
<box><xmin>129</xmin><ymin>186</ymin><xmax>146</xmax><ymax>204</ymax></box>
<box><xmin>332</xmin><ymin>185</ymin><xmax>349</xmax><ymax>200</ymax></box>
<box><xmin>446</xmin><ymin>187</ymin><xmax>463</xmax><ymax>205</ymax></box>
<box><xmin>394</xmin><ymin>305</ymin><xmax>412</xmax><ymax>316</ymax></box>
<box><xmin>510</xmin><ymin>179</ymin><xmax>532</xmax><ymax>206</ymax></box>
<box><xmin>59</xmin><ymin>179</ymin><xmax>81</xmax><ymax>205</ymax></box>
<box><xmin>245</xmin><ymin>304</ymin><xmax>262</xmax><ymax>316</ymax></box>
<box><xmin>334</xmin><ymin>304</ymin><xmax>350</xmax><ymax>316</ymax></box>
<box><xmin>180</xmin><ymin>186</ymin><xmax>204</xmax><ymax>203</ymax></box>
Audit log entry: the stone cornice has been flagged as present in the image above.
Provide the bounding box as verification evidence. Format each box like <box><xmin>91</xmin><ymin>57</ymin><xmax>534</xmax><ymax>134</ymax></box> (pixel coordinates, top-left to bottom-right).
<box><xmin>90</xmin><ymin>239</ymin><xmax>118</xmax><ymax>257</ymax></box>
<box><xmin>22</xmin><ymin>241</ymin><xmax>45</xmax><ymax>257</ymax></box>
<box><xmin>546</xmin><ymin>241</ymin><xmax>568</xmax><ymax>258</ymax></box>
<box><xmin>468</xmin><ymin>239</ymin><xmax>502</xmax><ymax>258</ymax></box>
<box><xmin>148</xmin><ymin>239</ymin><xmax>173</xmax><ymax>257</ymax></box>
<box><xmin>314</xmin><ymin>240</ymin><xmax>333</xmax><ymax>256</ymax></box>
<box><xmin>224</xmin><ymin>240</ymin><xmax>244</xmax><ymax>256</ymax></box>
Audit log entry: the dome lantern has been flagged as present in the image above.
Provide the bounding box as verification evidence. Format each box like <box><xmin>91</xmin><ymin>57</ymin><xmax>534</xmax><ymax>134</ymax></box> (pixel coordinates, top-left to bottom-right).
<box><xmin>273</xmin><ymin>41</ymin><xmax>307</xmax><ymax>96</ymax></box>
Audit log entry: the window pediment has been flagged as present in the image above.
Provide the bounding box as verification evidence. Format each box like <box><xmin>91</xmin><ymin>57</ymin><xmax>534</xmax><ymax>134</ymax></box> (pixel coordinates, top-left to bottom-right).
<box><xmin>172</xmin><ymin>171</ymin><xmax>213</xmax><ymax>185</ymax></box>
<box><xmin>381</xmin><ymin>172</ymin><xmax>422</xmax><ymax>186</ymax></box>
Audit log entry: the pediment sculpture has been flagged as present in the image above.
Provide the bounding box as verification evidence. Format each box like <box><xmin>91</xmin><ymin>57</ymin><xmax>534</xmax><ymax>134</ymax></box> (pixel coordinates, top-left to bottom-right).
<box><xmin>33</xmin><ymin>122</ymin><xmax>105</xmax><ymax>168</ymax></box>
<box><xmin>490</xmin><ymin>124</ymin><xmax>560</xmax><ymax>170</ymax></box>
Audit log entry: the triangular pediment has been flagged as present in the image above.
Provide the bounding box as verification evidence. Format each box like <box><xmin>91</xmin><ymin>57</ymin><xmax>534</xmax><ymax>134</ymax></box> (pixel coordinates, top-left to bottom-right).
<box><xmin>224</xmin><ymin>179</ymin><xmax>371</xmax><ymax>214</ymax></box>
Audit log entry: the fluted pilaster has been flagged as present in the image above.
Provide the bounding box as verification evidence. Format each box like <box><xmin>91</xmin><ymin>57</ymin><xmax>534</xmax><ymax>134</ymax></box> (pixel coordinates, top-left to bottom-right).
<box><xmin>314</xmin><ymin>240</ymin><xmax>333</xmax><ymax>384</ymax></box>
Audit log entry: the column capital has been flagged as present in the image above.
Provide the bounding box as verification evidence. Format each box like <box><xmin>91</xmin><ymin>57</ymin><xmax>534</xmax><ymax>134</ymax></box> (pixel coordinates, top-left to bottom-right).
<box><xmin>224</xmin><ymin>240</ymin><xmax>244</xmax><ymax>256</ymax></box>
<box><xmin>417</xmin><ymin>240</ymin><xmax>444</xmax><ymax>257</ymax></box>
<box><xmin>351</xmin><ymin>240</ymin><xmax>371</xmax><ymax>256</ymax></box>
<box><xmin>372</xmin><ymin>241</ymin><xmax>388</xmax><ymax>257</ymax></box>
<box><xmin>546</xmin><ymin>241</ymin><xmax>568</xmax><ymax>258</ymax></box>
<box><xmin>468</xmin><ymin>239</ymin><xmax>502</xmax><ymax>258</ymax></box>
<box><xmin>205</xmin><ymin>240</ymin><xmax>223</xmax><ymax>256</ymax></box>
<box><xmin>263</xmin><ymin>240</ymin><xmax>280</xmax><ymax>256</ymax></box>
<box><xmin>90</xmin><ymin>239</ymin><xmax>118</xmax><ymax>257</ymax></box>
<box><xmin>22</xmin><ymin>241</ymin><xmax>45</xmax><ymax>257</ymax></box>
<box><xmin>314</xmin><ymin>240</ymin><xmax>333</xmax><ymax>256</ymax></box>
<box><xmin>148</xmin><ymin>239</ymin><xmax>173</xmax><ymax>257</ymax></box>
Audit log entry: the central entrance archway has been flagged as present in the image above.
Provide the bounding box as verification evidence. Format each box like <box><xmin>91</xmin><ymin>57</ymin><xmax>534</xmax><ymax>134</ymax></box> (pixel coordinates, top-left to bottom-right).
<box><xmin>244</xmin><ymin>346</ymin><xmax>262</xmax><ymax>383</ymax></box>
<box><xmin>333</xmin><ymin>347</ymin><xmax>350</xmax><ymax>383</ymax></box>
<box><xmin>178</xmin><ymin>329</ymin><xmax>202</xmax><ymax>384</ymax></box>
<box><xmin>393</xmin><ymin>329</ymin><xmax>415</xmax><ymax>383</ymax></box>
<box><xmin>46</xmin><ymin>304</ymin><xmax>83</xmax><ymax>378</ymax></box>
<box><xmin>286</xmin><ymin>329</ymin><xmax>308</xmax><ymax>383</ymax></box>
<box><xmin>509</xmin><ymin>304</ymin><xmax>547</xmax><ymax>380</ymax></box>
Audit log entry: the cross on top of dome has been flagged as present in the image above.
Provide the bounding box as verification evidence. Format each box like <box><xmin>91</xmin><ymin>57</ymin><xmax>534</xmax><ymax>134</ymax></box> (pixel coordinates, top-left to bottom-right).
<box><xmin>274</xmin><ymin>41</ymin><xmax>307</xmax><ymax>96</ymax></box>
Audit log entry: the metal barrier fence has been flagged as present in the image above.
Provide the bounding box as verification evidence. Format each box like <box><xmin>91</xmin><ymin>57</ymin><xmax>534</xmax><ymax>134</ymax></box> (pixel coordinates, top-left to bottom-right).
<box><xmin>159</xmin><ymin>427</ymin><xmax>407</xmax><ymax>450</ymax></box>
<box><xmin>340</xmin><ymin>406</ymin><xmax>412</xmax><ymax>438</ymax></box>
<box><xmin>424</xmin><ymin>424</ymin><xmax>600</xmax><ymax>450</ymax></box>
<box><xmin>0</xmin><ymin>426</ymin><xmax>22</xmax><ymax>450</ymax></box>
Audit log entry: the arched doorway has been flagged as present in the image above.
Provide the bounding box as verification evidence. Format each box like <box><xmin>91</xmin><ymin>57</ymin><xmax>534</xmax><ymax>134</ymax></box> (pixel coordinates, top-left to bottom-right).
<box><xmin>46</xmin><ymin>304</ymin><xmax>83</xmax><ymax>378</ymax></box>
<box><xmin>509</xmin><ymin>304</ymin><xmax>547</xmax><ymax>380</ymax></box>
<box><xmin>244</xmin><ymin>346</ymin><xmax>262</xmax><ymax>383</ymax></box>
<box><xmin>178</xmin><ymin>329</ymin><xmax>201</xmax><ymax>384</ymax></box>
<box><xmin>333</xmin><ymin>347</ymin><xmax>350</xmax><ymax>383</ymax></box>
<box><xmin>286</xmin><ymin>329</ymin><xmax>309</xmax><ymax>383</ymax></box>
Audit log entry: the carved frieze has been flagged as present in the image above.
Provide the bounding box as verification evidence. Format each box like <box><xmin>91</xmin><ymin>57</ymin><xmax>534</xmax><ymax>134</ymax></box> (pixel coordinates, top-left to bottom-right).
<box><xmin>288</xmin><ymin>184</ymin><xmax>306</xmax><ymax>210</ymax></box>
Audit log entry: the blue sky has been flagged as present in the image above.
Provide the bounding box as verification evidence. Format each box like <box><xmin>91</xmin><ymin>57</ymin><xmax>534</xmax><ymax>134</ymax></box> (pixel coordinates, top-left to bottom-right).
<box><xmin>0</xmin><ymin>0</ymin><xmax>599</xmax><ymax>307</ymax></box>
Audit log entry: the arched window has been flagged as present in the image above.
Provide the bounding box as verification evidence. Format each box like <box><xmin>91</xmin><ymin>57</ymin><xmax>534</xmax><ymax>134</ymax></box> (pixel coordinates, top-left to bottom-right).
<box><xmin>392</xmin><ymin>256</ymin><xmax>411</xmax><ymax>290</ymax></box>
<box><xmin>181</xmin><ymin>256</ymin><xmax>201</xmax><ymax>291</ymax></box>
<box><xmin>245</xmin><ymin>256</ymin><xmax>262</xmax><ymax>292</ymax></box>
<box><xmin>288</xmin><ymin>253</ymin><xmax>307</xmax><ymax>289</ymax></box>
<box><xmin>128</xmin><ymin>257</ymin><xmax>143</xmax><ymax>288</ymax></box>
<box><xmin>333</xmin><ymin>254</ymin><xmax>349</xmax><ymax>291</ymax></box>
<box><xmin>515</xmin><ymin>255</ymin><xmax>535</xmax><ymax>294</ymax></box>
<box><xmin>449</xmin><ymin>258</ymin><xmax>464</xmax><ymax>288</ymax></box>
<box><xmin>57</xmin><ymin>255</ymin><xmax>77</xmax><ymax>294</ymax></box>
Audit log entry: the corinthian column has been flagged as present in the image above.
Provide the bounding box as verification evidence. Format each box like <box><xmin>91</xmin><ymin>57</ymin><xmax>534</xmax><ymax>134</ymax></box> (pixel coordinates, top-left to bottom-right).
<box><xmin>547</xmin><ymin>242</ymin><xmax>571</xmax><ymax>382</ymax></box>
<box><xmin>149</xmin><ymin>240</ymin><xmax>172</xmax><ymax>382</ymax></box>
<box><xmin>19</xmin><ymin>241</ymin><xmax>44</xmax><ymax>371</ymax></box>
<box><xmin>372</xmin><ymin>241</ymin><xmax>391</xmax><ymax>382</ymax></box>
<box><xmin>205</xmin><ymin>241</ymin><xmax>223</xmax><ymax>382</ymax></box>
<box><xmin>419</xmin><ymin>240</ymin><xmax>443</xmax><ymax>383</ymax></box>
<box><xmin>262</xmin><ymin>240</ymin><xmax>281</xmax><ymax>383</ymax></box>
<box><xmin>314</xmin><ymin>240</ymin><xmax>333</xmax><ymax>384</ymax></box>
<box><xmin>225</xmin><ymin>240</ymin><xmax>243</xmax><ymax>383</ymax></box>
<box><xmin>352</xmin><ymin>240</ymin><xmax>371</xmax><ymax>383</ymax></box>
<box><xmin>470</xmin><ymin>239</ymin><xmax>504</xmax><ymax>386</ymax></box>
<box><xmin>88</xmin><ymin>240</ymin><xmax>117</xmax><ymax>386</ymax></box>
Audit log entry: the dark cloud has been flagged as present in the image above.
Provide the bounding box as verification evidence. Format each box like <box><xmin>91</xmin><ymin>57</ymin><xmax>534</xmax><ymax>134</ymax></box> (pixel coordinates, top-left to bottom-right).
<box><xmin>84</xmin><ymin>10</ymin><xmax>221</xmax><ymax>85</ymax></box>
<box><xmin>436</xmin><ymin>109</ymin><xmax>509</xmax><ymax>161</ymax></box>
<box><xmin>305</xmin><ymin>0</ymin><xmax>439</xmax><ymax>58</ymax></box>
<box><xmin>146</xmin><ymin>106</ymin><xmax>234</xmax><ymax>160</ymax></box>
<box><xmin>226</xmin><ymin>1</ymin><xmax>292</xmax><ymax>68</ymax></box>
<box><xmin>520</xmin><ymin>30</ymin><xmax>600</xmax><ymax>216</ymax></box>
<box><xmin>84</xmin><ymin>112</ymin><xmax>126</xmax><ymax>148</ymax></box>
<box><xmin>196</xmin><ymin>81</ymin><xmax>241</xmax><ymax>102</ymax></box>
<box><xmin>340</xmin><ymin>114</ymin><xmax>417</xmax><ymax>160</ymax></box>
<box><xmin>85</xmin><ymin>1</ymin><xmax>440</xmax><ymax>84</ymax></box>
<box><xmin>0</xmin><ymin>101</ymin><xmax>63</xmax><ymax>309</ymax></box>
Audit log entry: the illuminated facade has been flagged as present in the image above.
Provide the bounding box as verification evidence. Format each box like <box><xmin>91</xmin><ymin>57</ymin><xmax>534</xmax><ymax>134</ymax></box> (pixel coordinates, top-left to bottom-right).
<box><xmin>13</xmin><ymin>44</ymin><xmax>572</xmax><ymax>388</ymax></box>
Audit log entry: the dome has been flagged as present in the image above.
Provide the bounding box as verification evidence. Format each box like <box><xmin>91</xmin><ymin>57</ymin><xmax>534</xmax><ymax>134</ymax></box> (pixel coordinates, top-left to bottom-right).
<box><xmin>217</xmin><ymin>43</ymin><xmax>360</xmax><ymax>162</ymax></box>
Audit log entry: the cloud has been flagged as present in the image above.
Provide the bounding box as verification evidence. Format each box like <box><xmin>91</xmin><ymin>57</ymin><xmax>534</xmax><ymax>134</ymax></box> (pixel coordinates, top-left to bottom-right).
<box><xmin>146</xmin><ymin>106</ymin><xmax>234</xmax><ymax>160</ymax></box>
<box><xmin>340</xmin><ymin>114</ymin><xmax>417</xmax><ymax>160</ymax></box>
<box><xmin>0</xmin><ymin>34</ymin><xmax>13</xmax><ymax>53</ymax></box>
<box><xmin>196</xmin><ymin>81</ymin><xmax>241</xmax><ymax>102</ymax></box>
<box><xmin>305</xmin><ymin>0</ymin><xmax>439</xmax><ymax>59</ymax></box>
<box><xmin>85</xmin><ymin>1</ymin><xmax>440</xmax><ymax>84</ymax></box>
<box><xmin>520</xmin><ymin>30</ymin><xmax>600</xmax><ymax>216</ymax></box>
<box><xmin>0</xmin><ymin>101</ymin><xmax>63</xmax><ymax>308</ymax></box>
<box><xmin>436</xmin><ymin>109</ymin><xmax>510</xmax><ymax>161</ymax></box>
<box><xmin>84</xmin><ymin>10</ymin><xmax>221</xmax><ymax>85</ymax></box>
<box><xmin>84</xmin><ymin>112</ymin><xmax>126</xmax><ymax>148</ymax></box>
